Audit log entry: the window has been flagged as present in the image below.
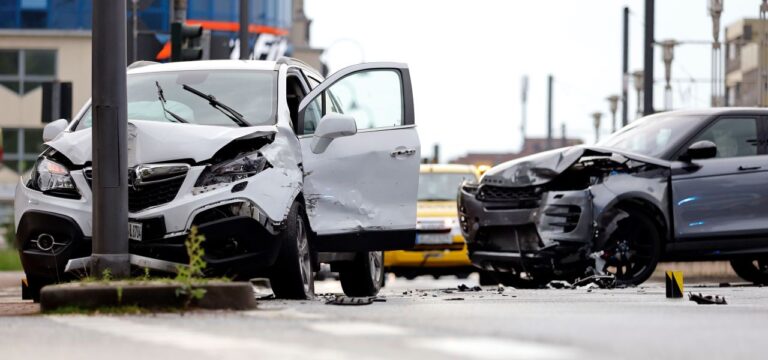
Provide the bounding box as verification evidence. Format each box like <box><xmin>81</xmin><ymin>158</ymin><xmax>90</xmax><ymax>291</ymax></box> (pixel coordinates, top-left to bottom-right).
<box><xmin>0</xmin><ymin>49</ymin><xmax>56</xmax><ymax>95</ymax></box>
<box><xmin>302</xmin><ymin>70</ymin><xmax>404</xmax><ymax>134</ymax></box>
<box><xmin>2</xmin><ymin>128</ymin><xmax>44</xmax><ymax>173</ymax></box>
<box><xmin>691</xmin><ymin>118</ymin><xmax>758</xmax><ymax>158</ymax></box>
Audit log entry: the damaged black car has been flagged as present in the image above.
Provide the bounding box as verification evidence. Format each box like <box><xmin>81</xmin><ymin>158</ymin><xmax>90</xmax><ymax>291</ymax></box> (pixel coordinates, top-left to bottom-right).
<box><xmin>459</xmin><ymin>108</ymin><xmax>768</xmax><ymax>287</ymax></box>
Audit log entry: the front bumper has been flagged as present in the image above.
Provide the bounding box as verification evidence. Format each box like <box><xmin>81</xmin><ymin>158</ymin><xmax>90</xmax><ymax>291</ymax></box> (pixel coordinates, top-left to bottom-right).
<box><xmin>458</xmin><ymin>185</ymin><xmax>595</xmax><ymax>273</ymax></box>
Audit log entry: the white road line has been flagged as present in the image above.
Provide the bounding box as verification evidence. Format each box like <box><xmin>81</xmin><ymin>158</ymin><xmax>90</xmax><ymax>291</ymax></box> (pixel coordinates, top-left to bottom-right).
<box><xmin>410</xmin><ymin>337</ymin><xmax>579</xmax><ymax>360</ymax></box>
<box><xmin>307</xmin><ymin>321</ymin><xmax>409</xmax><ymax>336</ymax></box>
<box><xmin>48</xmin><ymin>316</ymin><xmax>345</xmax><ymax>360</ymax></box>
<box><xmin>242</xmin><ymin>308</ymin><xmax>328</xmax><ymax>320</ymax></box>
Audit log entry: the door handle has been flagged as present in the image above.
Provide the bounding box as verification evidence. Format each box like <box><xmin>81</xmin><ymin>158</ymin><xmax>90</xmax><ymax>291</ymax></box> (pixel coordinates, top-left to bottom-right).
<box><xmin>738</xmin><ymin>165</ymin><xmax>761</xmax><ymax>171</ymax></box>
<box><xmin>390</xmin><ymin>148</ymin><xmax>416</xmax><ymax>157</ymax></box>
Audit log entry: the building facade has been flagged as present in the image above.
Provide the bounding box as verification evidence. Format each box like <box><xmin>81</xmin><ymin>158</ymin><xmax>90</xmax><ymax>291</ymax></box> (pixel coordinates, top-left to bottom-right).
<box><xmin>725</xmin><ymin>19</ymin><xmax>768</xmax><ymax>107</ymax></box>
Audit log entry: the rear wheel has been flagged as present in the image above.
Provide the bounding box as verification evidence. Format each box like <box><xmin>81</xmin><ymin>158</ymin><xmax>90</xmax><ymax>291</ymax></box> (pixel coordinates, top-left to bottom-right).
<box><xmin>269</xmin><ymin>201</ymin><xmax>314</xmax><ymax>299</ymax></box>
<box><xmin>730</xmin><ymin>258</ymin><xmax>768</xmax><ymax>284</ymax></box>
<box><xmin>601</xmin><ymin>210</ymin><xmax>661</xmax><ymax>286</ymax></box>
<box><xmin>339</xmin><ymin>251</ymin><xmax>385</xmax><ymax>297</ymax></box>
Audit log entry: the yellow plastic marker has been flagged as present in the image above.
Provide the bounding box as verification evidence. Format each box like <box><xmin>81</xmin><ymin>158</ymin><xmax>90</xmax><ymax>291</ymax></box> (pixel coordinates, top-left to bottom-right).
<box><xmin>665</xmin><ymin>270</ymin><xmax>684</xmax><ymax>298</ymax></box>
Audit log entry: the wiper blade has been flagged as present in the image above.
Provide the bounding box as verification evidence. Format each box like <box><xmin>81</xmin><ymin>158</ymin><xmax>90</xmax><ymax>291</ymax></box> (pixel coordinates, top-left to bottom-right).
<box><xmin>182</xmin><ymin>84</ymin><xmax>249</xmax><ymax>127</ymax></box>
<box><xmin>155</xmin><ymin>81</ymin><xmax>189</xmax><ymax>124</ymax></box>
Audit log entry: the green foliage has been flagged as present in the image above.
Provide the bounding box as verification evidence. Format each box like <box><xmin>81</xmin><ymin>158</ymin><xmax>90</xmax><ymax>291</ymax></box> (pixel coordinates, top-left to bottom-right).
<box><xmin>175</xmin><ymin>226</ymin><xmax>208</xmax><ymax>305</ymax></box>
<box><xmin>101</xmin><ymin>268</ymin><xmax>113</xmax><ymax>281</ymax></box>
<box><xmin>0</xmin><ymin>249</ymin><xmax>22</xmax><ymax>271</ymax></box>
<box><xmin>4</xmin><ymin>221</ymin><xmax>15</xmax><ymax>249</ymax></box>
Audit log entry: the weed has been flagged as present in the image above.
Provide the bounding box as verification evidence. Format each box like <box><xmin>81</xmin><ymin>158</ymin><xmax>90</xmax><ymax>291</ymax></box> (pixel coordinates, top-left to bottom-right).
<box><xmin>175</xmin><ymin>226</ymin><xmax>208</xmax><ymax>306</ymax></box>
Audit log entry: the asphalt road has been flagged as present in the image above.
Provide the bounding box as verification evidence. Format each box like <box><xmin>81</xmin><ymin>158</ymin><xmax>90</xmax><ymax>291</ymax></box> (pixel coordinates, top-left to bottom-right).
<box><xmin>1</xmin><ymin>272</ymin><xmax>767</xmax><ymax>360</ymax></box>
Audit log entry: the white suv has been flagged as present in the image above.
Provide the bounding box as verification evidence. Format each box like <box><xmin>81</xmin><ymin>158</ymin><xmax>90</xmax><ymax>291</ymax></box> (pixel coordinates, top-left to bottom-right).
<box><xmin>15</xmin><ymin>58</ymin><xmax>420</xmax><ymax>300</ymax></box>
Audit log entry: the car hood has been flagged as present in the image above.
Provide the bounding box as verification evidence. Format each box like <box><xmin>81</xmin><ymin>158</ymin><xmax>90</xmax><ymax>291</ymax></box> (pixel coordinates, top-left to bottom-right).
<box><xmin>481</xmin><ymin>145</ymin><xmax>671</xmax><ymax>187</ymax></box>
<box><xmin>47</xmin><ymin>120</ymin><xmax>277</xmax><ymax>165</ymax></box>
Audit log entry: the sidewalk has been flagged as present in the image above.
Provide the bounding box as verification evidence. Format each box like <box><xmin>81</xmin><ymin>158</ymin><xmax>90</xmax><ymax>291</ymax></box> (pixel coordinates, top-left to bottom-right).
<box><xmin>0</xmin><ymin>271</ymin><xmax>39</xmax><ymax>316</ymax></box>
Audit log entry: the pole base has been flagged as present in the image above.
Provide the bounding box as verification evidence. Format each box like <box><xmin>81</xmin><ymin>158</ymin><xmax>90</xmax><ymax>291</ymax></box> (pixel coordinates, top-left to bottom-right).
<box><xmin>90</xmin><ymin>253</ymin><xmax>131</xmax><ymax>278</ymax></box>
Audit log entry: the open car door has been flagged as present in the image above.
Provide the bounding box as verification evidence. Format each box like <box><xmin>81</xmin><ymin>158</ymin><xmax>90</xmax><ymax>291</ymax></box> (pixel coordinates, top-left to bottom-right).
<box><xmin>297</xmin><ymin>63</ymin><xmax>420</xmax><ymax>251</ymax></box>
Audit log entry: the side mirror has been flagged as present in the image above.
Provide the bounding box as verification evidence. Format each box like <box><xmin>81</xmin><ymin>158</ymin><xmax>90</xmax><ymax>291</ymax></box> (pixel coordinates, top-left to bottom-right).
<box><xmin>683</xmin><ymin>140</ymin><xmax>717</xmax><ymax>161</ymax></box>
<box><xmin>43</xmin><ymin>119</ymin><xmax>69</xmax><ymax>142</ymax></box>
<box><xmin>311</xmin><ymin>112</ymin><xmax>357</xmax><ymax>154</ymax></box>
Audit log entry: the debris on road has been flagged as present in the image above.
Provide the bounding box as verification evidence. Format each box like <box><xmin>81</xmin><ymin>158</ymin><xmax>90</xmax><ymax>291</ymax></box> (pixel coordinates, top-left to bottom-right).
<box><xmin>497</xmin><ymin>285</ymin><xmax>505</xmax><ymax>293</ymax></box>
<box><xmin>325</xmin><ymin>296</ymin><xmax>375</xmax><ymax>306</ymax></box>
<box><xmin>688</xmin><ymin>292</ymin><xmax>727</xmax><ymax>305</ymax></box>
<box><xmin>573</xmin><ymin>274</ymin><xmax>617</xmax><ymax>289</ymax></box>
<box><xmin>547</xmin><ymin>280</ymin><xmax>574</xmax><ymax>289</ymax></box>
<box><xmin>457</xmin><ymin>284</ymin><xmax>482</xmax><ymax>292</ymax></box>
<box><xmin>444</xmin><ymin>297</ymin><xmax>465</xmax><ymax>301</ymax></box>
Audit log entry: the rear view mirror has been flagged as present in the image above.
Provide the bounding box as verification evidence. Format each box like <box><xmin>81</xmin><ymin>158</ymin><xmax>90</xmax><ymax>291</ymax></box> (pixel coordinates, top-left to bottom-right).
<box><xmin>43</xmin><ymin>119</ymin><xmax>69</xmax><ymax>142</ymax></box>
<box><xmin>684</xmin><ymin>140</ymin><xmax>717</xmax><ymax>161</ymax></box>
<box><xmin>311</xmin><ymin>112</ymin><xmax>357</xmax><ymax>154</ymax></box>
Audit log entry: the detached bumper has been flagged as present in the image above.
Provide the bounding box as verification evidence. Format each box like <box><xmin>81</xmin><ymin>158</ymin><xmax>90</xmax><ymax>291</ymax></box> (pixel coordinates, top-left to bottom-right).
<box><xmin>458</xmin><ymin>185</ymin><xmax>594</xmax><ymax>273</ymax></box>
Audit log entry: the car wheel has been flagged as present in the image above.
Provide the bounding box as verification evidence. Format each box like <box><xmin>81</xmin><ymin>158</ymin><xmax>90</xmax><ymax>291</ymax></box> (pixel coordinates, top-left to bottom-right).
<box><xmin>269</xmin><ymin>201</ymin><xmax>314</xmax><ymax>299</ymax></box>
<box><xmin>730</xmin><ymin>258</ymin><xmax>768</xmax><ymax>284</ymax></box>
<box><xmin>339</xmin><ymin>251</ymin><xmax>385</xmax><ymax>297</ymax></box>
<box><xmin>478</xmin><ymin>271</ymin><xmax>498</xmax><ymax>286</ymax></box>
<box><xmin>601</xmin><ymin>210</ymin><xmax>661</xmax><ymax>286</ymax></box>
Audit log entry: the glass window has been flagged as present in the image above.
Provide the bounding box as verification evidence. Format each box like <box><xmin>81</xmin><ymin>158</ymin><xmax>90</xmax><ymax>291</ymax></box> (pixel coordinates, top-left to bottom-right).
<box><xmin>77</xmin><ymin>70</ymin><xmax>278</xmax><ymax>129</ymax></box>
<box><xmin>23</xmin><ymin>128</ymin><xmax>44</xmax><ymax>154</ymax></box>
<box><xmin>690</xmin><ymin>118</ymin><xmax>758</xmax><ymax>158</ymax></box>
<box><xmin>598</xmin><ymin>114</ymin><xmax>709</xmax><ymax>158</ymax></box>
<box><xmin>0</xmin><ymin>50</ymin><xmax>18</xmax><ymax>75</ymax></box>
<box><xmin>25</xmin><ymin>50</ymin><xmax>55</xmax><ymax>76</ymax></box>
<box><xmin>303</xmin><ymin>96</ymin><xmax>322</xmax><ymax>134</ymax></box>
<box><xmin>418</xmin><ymin>173</ymin><xmax>477</xmax><ymax>201</ymax></box>
<box><xmin>324</xmin><ymin>70</ymin><xmax>403</xmax><ymax>130</ymax></box>
<box><xmin>0</xmin><ymin>49</ymin><xmax>56</xmax><ymax>94</ymax></box>
<box><xmin>307</xmin><ymin>76</ymin><xmax>321</xmax><ymax>90</ymax></box>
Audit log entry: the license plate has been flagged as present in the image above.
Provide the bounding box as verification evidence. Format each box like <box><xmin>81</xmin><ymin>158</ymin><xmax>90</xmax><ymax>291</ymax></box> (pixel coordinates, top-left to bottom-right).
<box><xmin>128</xmin><ymin>222</ymin><xmax>143</xmax><ymax>241</ymax></box>
<box><xmin>416</xmin><ymin>233</ymin><xmax>452</xmax><ymax>245</ymax></box>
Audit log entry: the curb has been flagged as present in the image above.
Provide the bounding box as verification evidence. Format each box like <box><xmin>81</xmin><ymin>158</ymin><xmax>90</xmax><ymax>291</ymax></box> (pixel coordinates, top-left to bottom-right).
<box><xmin>40</xmin><ymin>281</ymin><xmax>257</xmax><ymax>312</ymax></box>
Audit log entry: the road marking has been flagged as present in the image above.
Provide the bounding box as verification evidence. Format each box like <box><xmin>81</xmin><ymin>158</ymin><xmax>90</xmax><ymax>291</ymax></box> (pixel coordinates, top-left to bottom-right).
<box><xmin>242</xmin><ymin>307</ymin><xmax>328</xmax><ymax>320</ymax></box>
<box><xmin>410</xmin><ymin>337</ymin><xmax>579</xmax><ymax>360</ymax></box>
<box><xmin>307</xmin><ymin>321</ymin><xmax>409</xmax><ymax>336</ymax></box>
<box><xmin>48</xmin><ymin>316</ymin><xmax>345</xmax><ymax>360</ymax></box>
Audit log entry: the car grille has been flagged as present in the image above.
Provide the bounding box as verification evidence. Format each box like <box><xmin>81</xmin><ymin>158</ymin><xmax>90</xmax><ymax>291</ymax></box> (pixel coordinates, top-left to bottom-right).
<box><xmin>476</xmin><ymin>185</ymin><xmax>540</xmax><ymax>208</ymax></box>
<box><xmin>544</xmin><ymin>205</ymin><xmax>581</xmax><ymax>232</ymax></box>
<box><xmin>83</xmin><ymin>167</ymin><xmax>187</xmax><ymax>213</ymax></box>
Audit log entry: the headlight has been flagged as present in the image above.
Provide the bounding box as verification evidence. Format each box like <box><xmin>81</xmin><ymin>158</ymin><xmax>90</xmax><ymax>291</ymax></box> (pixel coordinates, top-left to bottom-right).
<box><xmin>195</xmin><ymin>152</ymin><xmax>268</xmax><ymax>187</ymax></box>
<box><xmin>29</xmin><ymin>158</ymin><xmax>79</xmax><ymax>198</ymax></box>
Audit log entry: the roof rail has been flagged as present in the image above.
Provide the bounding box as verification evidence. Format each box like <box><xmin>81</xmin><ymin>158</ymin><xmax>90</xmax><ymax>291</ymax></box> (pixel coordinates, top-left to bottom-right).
<box><xmin>128</xmin><ymin>60</ymin><xmax>159</xmax><ymax>69</ymax></box>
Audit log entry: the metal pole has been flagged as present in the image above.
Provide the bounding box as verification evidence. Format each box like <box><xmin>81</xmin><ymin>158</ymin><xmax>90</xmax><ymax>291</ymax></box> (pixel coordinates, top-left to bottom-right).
<box><xmin>622</xmin><ymin>7</ymin><xmax>629</xmax><ymax>126</ymax></box>
<box><xmin>173</xmin><ymin>0</ymin><xmax>187</xmax><ymax>23</ymax></box>
<box><xmin>547</xmin><ymin>75</ymin><xmax>553</xmax><ymax>150</ymax></box>
<box><xmin>520</xmin><ymin>75</ymin><xmax>528</xmax><ymax>147</ymax></box>
<box><xmin>239</xmin><ymin>0</ymin><xmax>249</xmax><ymax>60</ymax></box>
<box><xmin>643</xmin><ymin>0</ymin><xmax>655</xmax><ymax>115</ymax></box>
<box><xmin>91</xmin><ymin>0</ymin><xmax>130</xmax><ymax>277</ymax></box>
<box><xmin>131</xmin><ymin>0</ymin><xmax>138</xmax><ymax>63</ymax></box>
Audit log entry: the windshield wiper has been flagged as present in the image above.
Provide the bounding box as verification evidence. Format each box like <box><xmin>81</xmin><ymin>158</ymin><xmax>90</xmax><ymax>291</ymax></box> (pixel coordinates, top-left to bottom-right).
<box><xmin>155</xmin><ymin>81</ymin><xmax>189</xmax><ymax>124</ymax></box>
<box><xmin>182</xmin><ymin>84</ymin><xmax>249</xmax><ymax>127</ymax></box>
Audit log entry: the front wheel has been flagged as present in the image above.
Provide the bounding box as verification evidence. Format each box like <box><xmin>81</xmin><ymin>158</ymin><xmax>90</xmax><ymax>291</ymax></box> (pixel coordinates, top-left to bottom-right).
<box><xmin>269</xmin><ymin>201</ymin><xmax>314</xmax><ymax>299</ymax></box>
<box><xmin>601</xmin><ymin>210</ymin><xmax>661</xmax><ymax>286</ymax></box>
<box><xmin>730</xmin><ymin>258</ymin><xmax>768</xmax><ymax>284</ymax></box>
<box><xmin>338</xmin><ymin>251</ymin><xmax>385</xmax><ymax>297</ymax></box>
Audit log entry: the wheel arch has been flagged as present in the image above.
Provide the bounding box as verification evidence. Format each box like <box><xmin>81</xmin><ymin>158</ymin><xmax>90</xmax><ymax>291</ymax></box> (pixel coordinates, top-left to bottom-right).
<box><xmin>596</xmin><ymin>195</ymin><xmax>669</xmax><ymax>253</ymax></box>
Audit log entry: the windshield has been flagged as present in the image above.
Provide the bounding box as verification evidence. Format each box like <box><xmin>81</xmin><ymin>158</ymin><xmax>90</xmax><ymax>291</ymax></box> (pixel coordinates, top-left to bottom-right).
<box><xmin>418</xmin><ymin>172</ymin><xmax>476</xmax><ymax>201</ymax></box>
<box><xmin>76</xmin><ymin>70</ymin><xmax>277</xmax><ymax>130</ymax></box>
<box><xmin>597</xmin><ymin>114</ymin><xmax>707</xmax><ymax>158</ymax></box>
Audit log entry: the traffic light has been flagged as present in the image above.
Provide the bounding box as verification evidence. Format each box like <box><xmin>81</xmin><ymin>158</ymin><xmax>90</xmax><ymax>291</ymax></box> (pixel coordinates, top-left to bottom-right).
<box><xmin>171</xmin><ymin>22</ymin><xmax>203</xmax><ymax>62</ymax></box>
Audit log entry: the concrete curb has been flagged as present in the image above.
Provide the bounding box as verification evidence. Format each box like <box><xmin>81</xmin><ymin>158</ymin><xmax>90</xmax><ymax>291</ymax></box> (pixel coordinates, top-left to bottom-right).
<box><xmin>40</xmin><ymin>281</ymin><xmax>257</xmax><ymax>312</ymax></box>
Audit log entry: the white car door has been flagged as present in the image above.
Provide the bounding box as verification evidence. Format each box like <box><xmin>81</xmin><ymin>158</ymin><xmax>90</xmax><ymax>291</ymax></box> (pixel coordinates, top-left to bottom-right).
<box><xmin>297</xmin><ymin>63</ymin><xmax>420</xmax><ymax>251</ymax></box>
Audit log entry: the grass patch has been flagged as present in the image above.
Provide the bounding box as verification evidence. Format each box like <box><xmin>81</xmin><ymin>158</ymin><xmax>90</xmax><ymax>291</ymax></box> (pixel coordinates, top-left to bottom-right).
<box><xmin>0</xmin><ymin>249</ymin><xmax>22</xmax><ymax>271</ymax></box>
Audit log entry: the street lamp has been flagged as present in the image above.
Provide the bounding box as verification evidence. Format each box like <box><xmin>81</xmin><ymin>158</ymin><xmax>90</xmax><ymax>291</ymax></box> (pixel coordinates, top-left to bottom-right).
<box><xmin>606</xmin><ymin>95</ymin><xmax>620</xmax><ymax>133</ymax></box>
<box><xmin>709</xmin><ymin>0</ymin><xmax>724</xmax><ymax>106</ymax></box>
<box><xmin>660</xmin><ymin>39</ymin><xmax>678</xmax><ymax>110</ymax></box>
<box><xmin>592</xmin><ymin>112</ymin><xmax>603</xmax><ymax>143</ymax></box>
<box><xmin>632</xmin><ymin>70</ymin><xmax>644</xmax><ymax>119</ymax></box>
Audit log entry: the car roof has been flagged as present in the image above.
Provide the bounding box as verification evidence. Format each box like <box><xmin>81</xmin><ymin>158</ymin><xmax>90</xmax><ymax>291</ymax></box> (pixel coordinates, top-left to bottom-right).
<box><xmin>127</xmin><ymin>59</ymin><xmax>279</xmax><ymax>75</ymax></box>
<box><xmin>420</xmin><ymin>164</ymin><xmax>477</xmax><ymax>174</ymax></box>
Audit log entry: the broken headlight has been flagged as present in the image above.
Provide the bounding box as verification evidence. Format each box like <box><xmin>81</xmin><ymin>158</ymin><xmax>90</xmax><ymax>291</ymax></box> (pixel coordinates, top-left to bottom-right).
<box><xmin>28</xmin><ymin>157</ymin><xmax>79</xmax><ymax>199</ymax></box>
<box><xmin>195</xmin><ymin>152</ymin><xmax>268</xmax><ymax>187</ymax></box>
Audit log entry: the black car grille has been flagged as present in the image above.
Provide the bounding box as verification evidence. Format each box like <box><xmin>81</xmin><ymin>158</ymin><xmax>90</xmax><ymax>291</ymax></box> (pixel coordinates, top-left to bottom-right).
<box><xmin>476</xmin><ymin>185</ymin><xmax>540</xmax><ymax>208</ymax></box>
<box><xmin>544</xmin><ymin>205</ymin><xmax>581</xmax><ymax>233</ymax></box>
<box><xmin>83</xmin><ymin>168</ymin><xmax>186</xmax><ymax>212</ymax></box>
<box><xmin>129</xmin><ymin>177</ymin><xmax>185</xmax><ymax>212</ymax></box>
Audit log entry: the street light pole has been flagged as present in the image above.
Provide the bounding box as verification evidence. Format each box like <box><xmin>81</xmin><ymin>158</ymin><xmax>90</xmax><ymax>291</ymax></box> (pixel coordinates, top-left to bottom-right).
<box><xmin>633</xmin><ymin>70</ymin><xmax>644</xmax><ymax>119</ymax></box>
<box><xmin>592</xmin><ymin>112</ymin><xmax>603</xmax><ymax>143</ymax></box>
<box><xmin>661</xmin><ymin>39</ymin><xmax>678</xmax><ymax>110</ymax></box>
<box><xmin>91</xmin><ymin>0</ymin><xmax>130</xmax><ymax>277</ymax></box>
<box><xmin>239</xmin><ymin>0</ymin><xmax>249</xmax><ymax>60</ymax></box>
<box><xmin>643</xmin><ymin>0</ymin><xmax>655</xmax><ymax>115</ymax></box>
<box><xmin>622</xmin><ymin>6</ymin><xmax>630</xmax><ymax>127</ymax></box>
<box><xmin>547</xmin><ymin>74</ymin><xmax>554</xmax><ymax>150</ymax></box>
<box><xmin>606</xmin><ymin>95</ymin><xmax>620</xmax><ymax>133</ymax></box>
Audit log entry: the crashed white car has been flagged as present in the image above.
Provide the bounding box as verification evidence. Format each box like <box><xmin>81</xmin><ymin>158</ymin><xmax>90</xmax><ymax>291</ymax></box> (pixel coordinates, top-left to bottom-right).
<box><xmin>15</xmin><ymin>59</ymin><xmax>420</xmax><ymax>300</ymax></box>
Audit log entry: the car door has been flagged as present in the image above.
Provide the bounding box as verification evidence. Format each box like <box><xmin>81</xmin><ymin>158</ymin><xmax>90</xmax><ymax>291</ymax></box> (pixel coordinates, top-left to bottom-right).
<box><xmin>297</xmin><ymin>63</ymin><xmax>420</xmax><ymax>251</ymax></box>
<box><xmin>671</xmin><ymin>116</ymin><xmax>768</xmax><ymax>240</ymax></box>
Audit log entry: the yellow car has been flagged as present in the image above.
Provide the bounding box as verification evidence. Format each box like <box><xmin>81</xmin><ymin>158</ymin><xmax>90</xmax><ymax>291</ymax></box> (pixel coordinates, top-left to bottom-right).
<box><xmin>385</xmin><ymin>164</ymin><xmax>479</xmax><ymax>279</ymax></box>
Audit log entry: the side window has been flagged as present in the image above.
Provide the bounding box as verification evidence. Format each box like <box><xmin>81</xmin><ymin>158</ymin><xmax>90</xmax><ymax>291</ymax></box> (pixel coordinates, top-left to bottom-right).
<box><xmin>691</xmin><ymin>118</ymin><xmax>759</xmax><ymax>158</ymax></box>
<box><xmin>326</xmin><ymin>70</ymin><xmax>403</xmax><ymax>130</ymax></box>
<box><xmin>307</xmin><ymin>76</ymin><xmax>321</xmax><ymax>90</ymax></box>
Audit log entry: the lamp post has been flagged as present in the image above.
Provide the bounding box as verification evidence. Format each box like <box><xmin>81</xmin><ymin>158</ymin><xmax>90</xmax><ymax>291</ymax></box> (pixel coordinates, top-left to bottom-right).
<box><xmin>660</xmin><ymin>39</ymin><xmax>678</xmax><ymax>110</ymax></box>
<box><xmin>632</xmin><ymin>70</ymin><xmax>644</xmax><ymax>119</ymax></box>
<box><xmin>592</xmin><ymin>112</ymin><xmax>603</xmax><ymax>143</ymax></box>
<box><xmin>709</xmin><ymin>0</ymin><xmax>724</xmax><ymax>106</ymax></box>
<box><xmin>606</xmin><ymin>95</ymin><xmax>620</xmax><ymax>133</ymax></box>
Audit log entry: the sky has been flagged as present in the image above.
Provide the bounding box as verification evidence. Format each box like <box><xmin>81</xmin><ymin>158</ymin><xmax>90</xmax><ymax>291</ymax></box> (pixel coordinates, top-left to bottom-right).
<box><xmin>304</xmin><ymin>0</ymin><xmax>760</xmax><ymax>162</ymax></box>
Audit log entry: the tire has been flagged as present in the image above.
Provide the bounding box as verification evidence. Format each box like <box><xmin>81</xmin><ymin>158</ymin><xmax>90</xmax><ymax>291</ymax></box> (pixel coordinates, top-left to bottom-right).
<box><xmin>269</xmin><ymin>201</ymin><xmax>314</xmax><ymax>299</ymax></box>
<box><xmin>601</xmin><ymin>209</ymin><xmax>661</xmax><ymax>286</ymax></box>
<box><xmin>338</xmin><ymin>251</ymin><xmax>385</xmax><ymax>297</ymax></box>
<box><xmin>730</xmin><ymin>258</ymin><xmax>768</xmax><ymax>284</ymax></box>
<box><xmin>478</xmin><ymin>271</ymin><xmax>498</xmax><ymax>286</ymax></box>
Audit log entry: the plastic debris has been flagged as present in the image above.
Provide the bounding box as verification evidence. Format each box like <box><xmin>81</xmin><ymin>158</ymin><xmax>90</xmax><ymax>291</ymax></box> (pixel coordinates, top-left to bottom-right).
<box><xmin>444</xmin><ymin>297</ymin><xmax>465</xmax><ymax>301</ymax></box>
<box><xmin>573</xmin><ymin>274</ymin><xmax>617</xmax><ymax>289</ymax></box>
<box><xmin>547</xmin><ymin>280</ymin><xmax>574</xmax><ymax>289</ymax></box>
<box><xmin>457</xmin><ymin>284</ymin><xmax>482</xmax><ymax>292</ymax></box>
<box><xmin>325</xmin><ymin>296</ymin><xmax>375</xmax><ymax>306</ymax></box>
<box><xmin>688</xmin><ymin>292</ymin><xmax>727</xmax><ymax>305</ymax></box>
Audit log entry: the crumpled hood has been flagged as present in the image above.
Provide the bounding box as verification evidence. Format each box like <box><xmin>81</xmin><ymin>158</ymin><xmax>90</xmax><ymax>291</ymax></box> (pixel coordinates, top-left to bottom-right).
<box><xmin>47</xmin><ymin>120</ymin><xmax>277</xmax><ymax>165</ymax></box>
<box><xmin>481</xmin><ymin>145</ymin><xmax>671</xmax><ymax>187</ymax></box>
